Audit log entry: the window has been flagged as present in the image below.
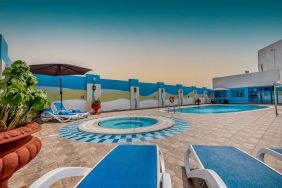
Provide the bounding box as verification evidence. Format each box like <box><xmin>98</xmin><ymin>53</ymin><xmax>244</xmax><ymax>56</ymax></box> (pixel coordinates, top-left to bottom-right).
<box><xmin>231</xmin><ymin>89</ymin><xmax>244</xmax><ymax>97</ymax></box>
<box><xmin>215</xmin><ymin>91</ymin><xmax>227</xmax><ymax>98</ymax></box>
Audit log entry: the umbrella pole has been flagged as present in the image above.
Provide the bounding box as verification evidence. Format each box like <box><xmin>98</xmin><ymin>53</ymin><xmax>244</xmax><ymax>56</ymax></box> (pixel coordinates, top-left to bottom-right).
<box><xmin>60</xmin><ymin>75</ymin><xmax>63</xmax><ymax>110</ymax></box>
<box><xmin>274</xmin><ymin>82</ymin><xmax>278</xmax><ymax>116</ymax></box>
<box><xmin>59</xmin><ymin>65</ymin><xmax>63</xmax><ymax>111</ymax></box>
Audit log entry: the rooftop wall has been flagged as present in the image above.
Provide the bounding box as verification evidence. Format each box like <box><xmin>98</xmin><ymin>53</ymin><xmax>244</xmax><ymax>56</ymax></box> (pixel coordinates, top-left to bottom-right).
<box><xmin>258</xmin><ymin>39</ymin><xmax>282</xmax><ymax>72</ymax></box>
<box><xmin>0</xmin><ymin>34</ymin><xmax>12</xmax><ymax>66</ymax></box>
<box><xmin>35</xmin><ymin>73</ymin><xmax>212</xmax><ymax>111</ymax></box>
<box><xmin>213</xmin><ymin>70</ymin><xmax>281</xmax><ymax>89</ymax></box>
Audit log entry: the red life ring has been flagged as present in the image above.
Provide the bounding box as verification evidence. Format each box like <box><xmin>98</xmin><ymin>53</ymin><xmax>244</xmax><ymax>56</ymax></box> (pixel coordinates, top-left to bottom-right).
<box><xmin>169</xmin><ymin>96</ymin><xmax>175</xmax><ymax>103</ymax></box>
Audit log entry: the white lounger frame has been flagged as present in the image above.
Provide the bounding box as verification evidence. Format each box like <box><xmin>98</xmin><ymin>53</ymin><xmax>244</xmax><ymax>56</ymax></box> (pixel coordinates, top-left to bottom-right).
<box><xmin>41</xmin><ymin>111</ymin><xmax>79</xmax><ymax>123</ymax></box>
<box><xmin>52</xmin><ymin>102</ymin><xmax>90</xmax><ymax>119</ymax></box>
<box><xmin>256</xmin><ymin>148</ymin><xmax>282</xmax><ymax>162</ymax></box>
<box><xmin>184</xmin><ymin>145</ymin><xmax>227</xmax><ymax>188</ymax></box>
<box><xmin>30</xmin><ymin>145</ymin><xmax>172</xmax><ymax>188</ymax></box>
<box><xmin>184</xmin><ymin>145</ymin><xmax>282</xmax><ymax>188</ymax></box>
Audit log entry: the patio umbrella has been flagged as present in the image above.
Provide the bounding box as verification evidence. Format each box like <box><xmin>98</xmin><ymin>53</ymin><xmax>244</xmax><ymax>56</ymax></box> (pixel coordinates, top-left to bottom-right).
<box><xmin>30</xmin><ymin>64</ymin><xmax>91</xmax><ymax>110</ymax></box>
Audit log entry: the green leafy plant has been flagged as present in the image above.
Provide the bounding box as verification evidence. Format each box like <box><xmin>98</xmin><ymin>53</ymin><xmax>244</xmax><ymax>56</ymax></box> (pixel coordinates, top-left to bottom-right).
<box><xmin>0</xmin><ymin>60</ymin><xmax>51</xmax><ymax>131</ymax></box>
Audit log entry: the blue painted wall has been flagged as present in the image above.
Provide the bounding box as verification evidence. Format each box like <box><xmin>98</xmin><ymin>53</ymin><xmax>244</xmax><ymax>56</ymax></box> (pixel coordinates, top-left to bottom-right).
<box><xmin>165</xmin><ymin>85</ymin><xmax>178</xmax><ymax>95</ymax></box>
<box><xmin>100</xmin><ymin>79</ymin><xmax>130</xmax><ymax>91</ymax></box>
<box><xmin>183</xmin><ymin>87</ymin><xmax>194</xmax><ymax>96</ymax></box>
<box><xmin>0</xmin><ymin>34</ymin><xmax>12</xmax><ymax>66</ymax></box>
<box><xmin>139</xmin><ymin>82</ymin><xmax>158</xmax><ymax>96</ymax></box>
<box><xmin>35</xmin><ymin>72</ymin><xmax>212</xmax><ymax>105</ymax></box>
<box><xmin>36</xmin><ymin>74</ymin><xmax>87</xmax><ymax>90</ymax></box>
<box><xmin>226</xmin><ymin>87</ymin><xmax>249</xmax><ymax>103</ymax></box>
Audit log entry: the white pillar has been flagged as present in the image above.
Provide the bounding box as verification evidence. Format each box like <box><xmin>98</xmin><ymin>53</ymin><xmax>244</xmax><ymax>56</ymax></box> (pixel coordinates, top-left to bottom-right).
<box><xmin>130</xmin><ymin>86</ymin><xmax>139</xmax><ymax>110</ymax></box>
<box><xmin>158</xmin><ymin>88</ymin><xmax>165</xmax><ymax>107</ymax></box>
<box><xmin>86</xmin><ymin>83</ymin><xmax>101</xmax><ymax>112</ymax></box>
<box><xmin>0</xmin><ymin>60</ymin><xmax>6</xmax><ymax>79</ymax></box>
<box><xmin>178</xmin><ymin>89</ymin><xmax>183</xmax><ymax>106</ymax></box>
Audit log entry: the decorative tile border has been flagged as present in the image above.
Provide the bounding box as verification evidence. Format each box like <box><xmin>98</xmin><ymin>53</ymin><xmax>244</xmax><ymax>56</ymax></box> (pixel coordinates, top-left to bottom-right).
<box><xmin>59</xmin><ymin>116</ymin><xmax>190</xmax><ymax>143</ymax></box>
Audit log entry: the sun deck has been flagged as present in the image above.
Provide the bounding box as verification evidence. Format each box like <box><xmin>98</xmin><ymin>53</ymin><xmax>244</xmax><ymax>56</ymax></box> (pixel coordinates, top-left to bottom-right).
<box><xmin>9</xmin><ymin>105</ymin><xmax>282</xmax><ymax>188</ymax></box>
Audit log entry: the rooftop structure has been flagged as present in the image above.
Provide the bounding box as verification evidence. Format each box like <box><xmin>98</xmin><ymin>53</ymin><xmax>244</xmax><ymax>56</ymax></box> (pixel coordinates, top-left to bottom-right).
<box><xmin>213</xmin><ymin>39</ymin><xmax>282</xmax><ymax>104</ymax></box>
<box><xmin>0</xmin><ymin>34</ymin><xmax>11</xmax><ymax>78</ymax></box>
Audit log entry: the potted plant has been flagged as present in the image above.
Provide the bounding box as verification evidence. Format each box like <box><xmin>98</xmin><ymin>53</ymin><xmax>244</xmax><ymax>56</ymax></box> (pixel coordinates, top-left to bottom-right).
<box><xmin>91</xmin><ymin>98</ymin><xmax>101</xmax><ymax>115</ymax></box>
<box><xmin>0</xmin><ymin>60</ymin><xmax>50</xmax><ymax>187</ymax></box>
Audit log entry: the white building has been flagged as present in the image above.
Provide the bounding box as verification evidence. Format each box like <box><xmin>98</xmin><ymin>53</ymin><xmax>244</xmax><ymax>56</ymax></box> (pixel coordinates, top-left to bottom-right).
<box><xmin>0</xmin><ymin>34</ymin><xmax>11</xmax><ymax>78</ymax></box>
<box><xmin>258</xmin><ymin>39</ymin><xmax>282</xmax><ymax>72</ymax></box>
<box><xmin>213</xmin><ymin>39</ymin><xmax>282</xmax><ymax>104</ymax></box>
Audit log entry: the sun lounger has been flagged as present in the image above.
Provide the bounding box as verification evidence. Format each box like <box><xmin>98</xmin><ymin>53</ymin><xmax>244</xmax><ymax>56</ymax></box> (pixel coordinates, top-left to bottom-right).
<box><xmin>256</xmin><ymin>147</ymin><xmax>282</xmax><ymax>162</ymax></box>
<box><xmin>41</xmin><ymin>108</ymin><xmax>79</xmax><ymax>123</ymax></box>
<box><xmin>184</xmin><ymin>145</ymin><xmax>282</xmax><ymax>188</ymax></box>
<box><xmin>30</xmin><ymin>145</ymin><xmax>172</xmax><ymax>188</ymax></box>
<box><xmin>53</xmin><ymin>102</ymin><xmax>90</xmax><ymax>118</ymax></box>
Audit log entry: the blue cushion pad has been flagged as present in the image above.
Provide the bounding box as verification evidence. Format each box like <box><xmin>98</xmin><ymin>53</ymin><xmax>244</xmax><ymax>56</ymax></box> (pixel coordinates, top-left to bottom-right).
<box><xmin>58</xmin><ymin>110</ymin><xmax>76</xmax><ymax>115</ymax></box>
<box><xmin>272</xmin><ymin>148</ymin><xmax>282</xmax><ymax>155</ymax></box>
<box><xmin>54</xmin><ymin>102</ymin><xmax>67</xmax><ymax>111</ymax></box>
<box><xmin>71</xmin><ymin>109</ymin><xmax>82</xmax><ymax>113</ymax></box>
<box><xmin>193</xmin><ymin>145</ymin><xmax>282</xmax><ymax>188</ymax></box>
<box><xmin>78</xmin><ymin>145</ymin><xmax>158</xmax><ymax>188</ymax></box>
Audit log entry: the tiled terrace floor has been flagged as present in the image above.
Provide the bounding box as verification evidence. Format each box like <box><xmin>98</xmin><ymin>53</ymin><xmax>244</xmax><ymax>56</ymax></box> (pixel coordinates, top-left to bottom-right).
<box><xmin>9</xmin><ymin>105</ymin><xmax>282</xmax><ymax>188</ymax></box>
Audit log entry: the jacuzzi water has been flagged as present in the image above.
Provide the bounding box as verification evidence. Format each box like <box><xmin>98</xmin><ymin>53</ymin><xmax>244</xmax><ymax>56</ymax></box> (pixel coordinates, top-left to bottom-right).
<box><xmin>98</xmin><ymin>117</ymin><xmax>158</xmax><ymax>129</ymax></box>
<box><xmin>168</xmin><ymin>104</ymin><xmax>268</xmax><ymax>114</ymax></box>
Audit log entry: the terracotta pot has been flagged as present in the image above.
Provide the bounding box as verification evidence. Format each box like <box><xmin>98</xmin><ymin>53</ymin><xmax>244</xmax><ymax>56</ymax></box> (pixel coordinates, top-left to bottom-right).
<box><xmin>0</xmin><ymin>122</ymin><xmax>42</xmax><ymax>188</ymax></box>
<box><xmin>91</xmin><ymin>104</ymin><xmax>101</xmax><ymax>115</ymax></box>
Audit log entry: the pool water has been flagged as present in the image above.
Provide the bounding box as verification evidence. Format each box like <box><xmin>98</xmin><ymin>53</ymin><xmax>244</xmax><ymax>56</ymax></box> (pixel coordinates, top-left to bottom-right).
<box><xmin>169</xmin><ymin>104</ymin><xmax>268</xmax><ymax>114</ymax></box>
<box><xmin>98</xmin><ymin>117</ymin><xmax>158</xmax><ymax>129</ymax></box>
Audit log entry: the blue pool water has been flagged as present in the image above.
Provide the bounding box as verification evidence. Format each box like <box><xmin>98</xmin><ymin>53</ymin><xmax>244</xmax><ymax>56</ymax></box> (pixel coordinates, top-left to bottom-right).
<box><xmin>169</xmin><ymin>104</ymin><xmax>268</xmax><ymax>114</ymax></box>
<box><xmin>99</xmin><ymin>117</ymin><xmax>158</xmax><ymax>129</ymax></box>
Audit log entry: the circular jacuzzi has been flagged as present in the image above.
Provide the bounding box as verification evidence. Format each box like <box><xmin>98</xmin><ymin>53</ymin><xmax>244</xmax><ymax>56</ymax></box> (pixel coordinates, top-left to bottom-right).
<box><xmin>79</xmin><ymin>115</ymin><xmax>174</xmax><ymax>134</ymax></box>
<box><xmin>98</xmin><ymin>117</ymin><xmax>158</xmax><ymax>129</ymax></box>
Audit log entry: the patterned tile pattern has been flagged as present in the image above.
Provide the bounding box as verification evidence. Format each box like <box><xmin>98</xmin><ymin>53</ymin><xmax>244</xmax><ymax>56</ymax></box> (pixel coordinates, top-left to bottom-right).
<box><xmin>59</xmin><ymin>117</ymin><xmax>190</xmax><ymax>143</ymax></box>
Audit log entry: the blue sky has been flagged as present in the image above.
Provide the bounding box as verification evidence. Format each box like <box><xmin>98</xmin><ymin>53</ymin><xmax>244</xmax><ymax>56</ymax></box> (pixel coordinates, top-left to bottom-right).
<box><xmin>1</xmin><ymin>0</ymin><xmax>282</xmax><ymax>87</ymax></box>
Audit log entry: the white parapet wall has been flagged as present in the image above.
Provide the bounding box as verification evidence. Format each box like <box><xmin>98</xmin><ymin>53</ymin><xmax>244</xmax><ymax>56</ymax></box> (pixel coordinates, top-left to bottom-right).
<box><xmin>139</xmin><ymin>99</ymin><xmax>159</xmax><ymax>109</ymax></box>
<box><xmin>101</xmin><ymin>99</ymin><xmax>130</xmax><ymax>111</ymax></box>
<box><xmin>258</xmin><ymin>39</ymin><xmax>282</xmax><ymax>72</ymax></box>
<box><xmin>61</xmin><ymin>99</ymin><xmax>87</xmax><ymax>111</ymax></box>
<box><xmin>213</xmin><ymin>70</ymin><xmax>281</xmax><ymax>89</ymax></box>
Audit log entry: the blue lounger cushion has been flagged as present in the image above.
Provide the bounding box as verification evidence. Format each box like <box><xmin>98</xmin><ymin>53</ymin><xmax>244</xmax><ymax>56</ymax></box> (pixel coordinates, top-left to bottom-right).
<box><xmin>57</xmin><ymin>110</ymin><xmax>77</xmax><ymax>115</ymax></box>
<box><xmin>77</xmin><ymin>145</ymin><xmax>158</xmax><ymax>188</ymax></box>
<box><xmin>193</xmin><ymin>145</ymin><xmax>282</xmax><ymax>188</ymax></box>
<box><xmin>272</xmin><ymin>148</ymin><xmax>282</xmax><ymax>155</ymax></box>
<box><xmin>54</xmin><ymin>102</ymin><xmax>87</xmax><ymax>114</ymax></box>
<box><xmin>43</xmin><ymin>108</ymin><xmax>53</xmax><ymax>114</ymax></box>
<box><xmin>53</xmin><ymin>102</ymin><xmax>68</xmax><ymax>111</ymax></box>
<box><xmin>71</xmin><ymin>109</ymin><xmax>81</xmax><ymax>113</ymax></box>
<box><xmin>43</xmin><ymin>108</ymin><xmax>78</xmax><ymax>117</ymax></box>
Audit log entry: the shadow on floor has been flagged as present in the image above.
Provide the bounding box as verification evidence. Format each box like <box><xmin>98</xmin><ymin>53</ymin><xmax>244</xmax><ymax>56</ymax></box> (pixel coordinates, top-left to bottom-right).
<box><xmin>181</xmin><ymin>166</ymin><xmax>208</xmax><ymax>188</ymax></box>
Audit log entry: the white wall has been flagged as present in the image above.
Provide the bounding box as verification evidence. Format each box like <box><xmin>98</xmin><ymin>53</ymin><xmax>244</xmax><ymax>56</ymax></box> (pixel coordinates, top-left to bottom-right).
<box><xmin>183</xmin><ymin>98</ymin><xmax>194</xmax><ymax>105</ymax></box>
<box><xmin>213</xmin><ymin>70</ymin><xmax>281</xmax><ymax>89</ymax></box>
<box><xmin>0</xmin><ymin>60</ymin><xmax>5</xmax><ymax>79</ymax></box>
<box><xmin>62</xmin><ymin>99</ymin><xmax>87</xmax><ymax>111</ymax></box>
<box><xmin>101</xmin><ymin>99</ymin><xmax>130</xmax><ymax>111</ymax></box>
<box><xmin>140</xmin><ymin>99</ymin><xmax>158</xmax><ymax>108</ymax></box>
<box><xmin>258</xmin><ymin>39</ymin><xmax>282</xmax><ymax>72</ymax></box>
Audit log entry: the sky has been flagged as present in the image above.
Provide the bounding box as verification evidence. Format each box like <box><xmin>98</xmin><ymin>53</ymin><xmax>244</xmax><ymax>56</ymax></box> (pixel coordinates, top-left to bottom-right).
<box><xmin>0</xmin><ymin>0</ymin><xmax>282</xmax><ymax>88</ymax></box>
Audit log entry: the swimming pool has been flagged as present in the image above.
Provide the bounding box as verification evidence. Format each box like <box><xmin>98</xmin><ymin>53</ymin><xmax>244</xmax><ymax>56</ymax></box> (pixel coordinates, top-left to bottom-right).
<box><xmin>98</xmin><ymin>117</ymin><xmax>158</xmax><ymax>129</ymax></box>
<box><xmin>167</xmin><ymin>104</ymin><xmax>268</xmax><ymax>114</ymax></box>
